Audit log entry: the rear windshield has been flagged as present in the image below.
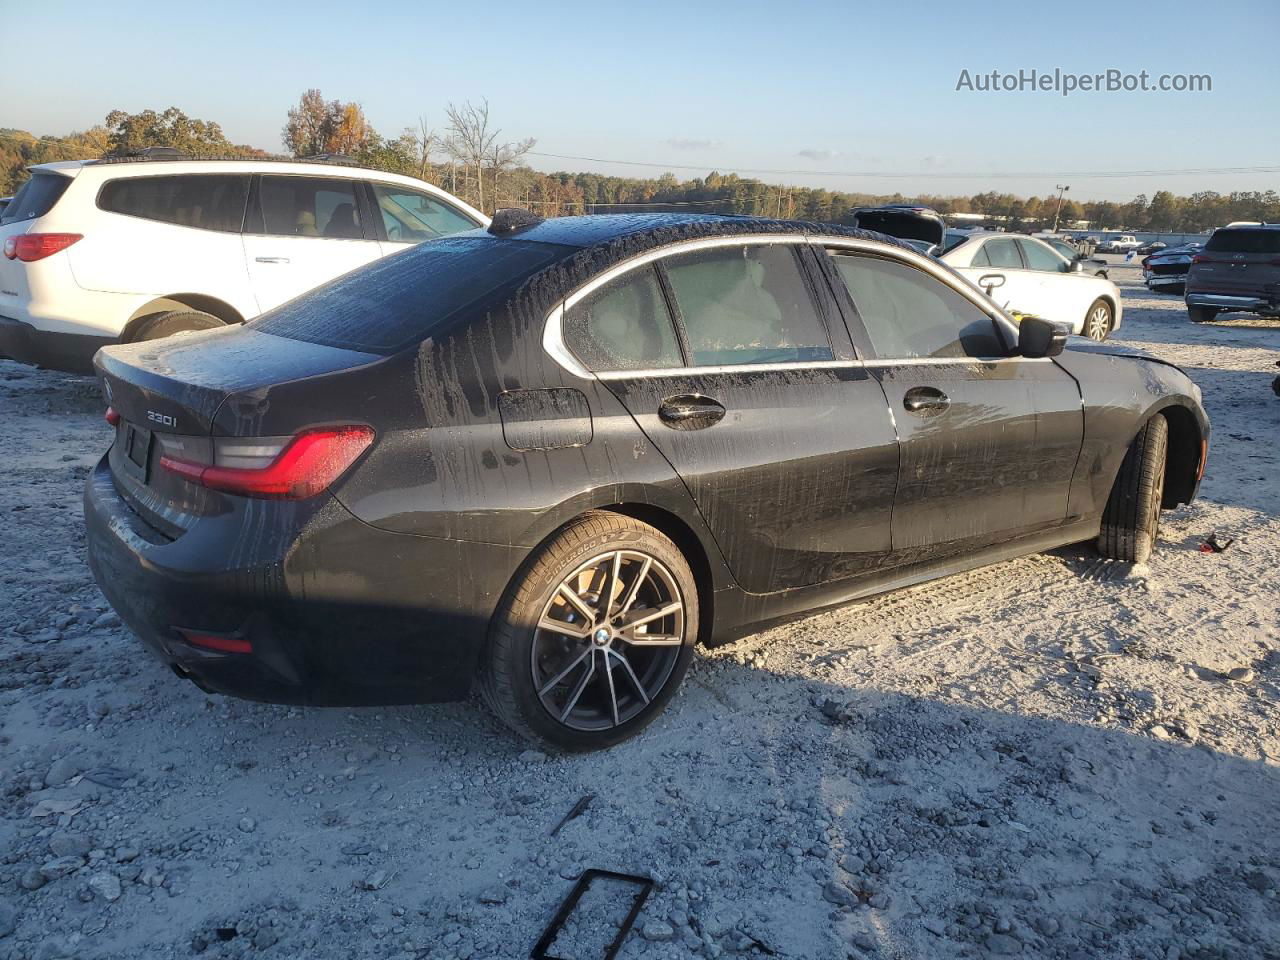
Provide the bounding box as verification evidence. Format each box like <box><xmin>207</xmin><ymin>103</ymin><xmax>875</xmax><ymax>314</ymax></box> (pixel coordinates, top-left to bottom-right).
<box><xmin>0</xmin><ymin>173</ymin><xmax>72</xmax><ymax>225</ymax></box>
<box><xmin>1205</xmin><ymin>228</ymin><xmax>1280</xmax><ymax>255</ymax></box>
<box><xmin>248</xmin><ymin>235</ymin><xmax>573</xmax><ymax>354</ymax></box>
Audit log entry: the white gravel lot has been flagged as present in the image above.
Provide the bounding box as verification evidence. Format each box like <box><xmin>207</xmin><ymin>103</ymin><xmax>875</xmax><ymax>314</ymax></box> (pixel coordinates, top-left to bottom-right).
<box><xmin>1</xmin><ymin>260</ymin><xmax>1278</xmax><ymax>960</ymax></box>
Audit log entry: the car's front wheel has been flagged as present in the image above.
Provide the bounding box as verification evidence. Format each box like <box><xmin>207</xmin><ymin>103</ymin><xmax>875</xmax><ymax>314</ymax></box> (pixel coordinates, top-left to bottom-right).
<box><xmin>480</xmin><ymin>511</ymin><xmax>698</xmax><ymax>751</ymax></box>
<box><xmin>1084</xmin><ymin>299</ymin><xmax>1113</xmax><ymax>341</ymax></box>
<box><xmin>1188</xmin><ymin>305</ymin><xmax>1220</xmax><ymax>324</ymax></box>
<box><xmin>1097</xmin><ymin>414</ymin><xmax>1168</xmax><ymax>564</ymax></box>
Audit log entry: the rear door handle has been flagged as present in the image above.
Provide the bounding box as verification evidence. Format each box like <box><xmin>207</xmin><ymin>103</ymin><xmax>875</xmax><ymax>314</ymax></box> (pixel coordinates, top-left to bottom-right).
<box><xmin>254</xmin><ymin>256</ymin><xmax>290</xmax><ymax>264</ymax></box>
<box><xmin>903</xmin><ymin>386</ymin><xmax>950</xmax><ymax>415</ymax></box>
<box><xmin>658</xmin><ymin>395</ymin><xmax>726</xmax><ymax>429</ymax></box>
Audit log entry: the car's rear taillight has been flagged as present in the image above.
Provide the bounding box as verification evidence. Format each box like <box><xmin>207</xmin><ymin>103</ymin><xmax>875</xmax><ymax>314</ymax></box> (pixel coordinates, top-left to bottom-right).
<box><xmin>104</xmin><ymin>407</ymin><xmax>121</xmax><ymax>427</ymax></box>
<box><xmin>160</xmin><ymin>426</ymin><xmax>374</xmax><ymax>500</ymax></box>
<box><xmin>2</xmin><ymin>233</ymin><xmax>83</xmax><ymax>262</ymax></box>
<box><xmin>1191</xmin><ymin>254</ymin><xmax>1215</xmax><ymax>265</ymax></box>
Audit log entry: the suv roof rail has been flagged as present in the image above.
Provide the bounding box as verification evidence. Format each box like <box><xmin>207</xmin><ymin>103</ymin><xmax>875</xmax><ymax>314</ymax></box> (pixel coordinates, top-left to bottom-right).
<box><xmin>85</xmin><ymin>154</ymin><xmax>380</xmax><ymax>170</ymax></box>
<box><xmin>129</xmin><ymin>146</ymin><xmax>189</xmax><ymax>160</ymax></box>
<box><xmin>300</xmin><ymin>153</ymin><xmax>360</xmax><ymax>166</ymax></box>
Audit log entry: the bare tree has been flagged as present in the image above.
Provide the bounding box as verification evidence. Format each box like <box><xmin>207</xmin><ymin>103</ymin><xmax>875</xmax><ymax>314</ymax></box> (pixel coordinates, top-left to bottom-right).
<box><xmin>442</xmin><ymin>99</ymin><xmax>534</xmax><ymax>213</ymax></box>
<box><xmin>416</xmin><ymin>116</ymin><xmax>437</xmax><ymax>182</ymax></box>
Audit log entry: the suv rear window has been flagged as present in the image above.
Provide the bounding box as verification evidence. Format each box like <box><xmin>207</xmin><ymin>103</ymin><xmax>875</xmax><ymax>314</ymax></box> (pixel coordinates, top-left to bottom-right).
<box><xmin>98</xmin><ymin>174</ymin><xmax>250</xmax><ymax>233</ymax></box>
<box><xmin>0</xmin><ymin>173</ymin><xmax>72</xmax><ymax>225</ymax></box>
<box><xmin>1205</xmin><ymin>228</ymin><xmax>1280</xmax><ymax>255</ymax></box>
<box><xmin>248</xmin><ymin>235</ymin><xmax>573</xmax><ymax>354</ymax></box>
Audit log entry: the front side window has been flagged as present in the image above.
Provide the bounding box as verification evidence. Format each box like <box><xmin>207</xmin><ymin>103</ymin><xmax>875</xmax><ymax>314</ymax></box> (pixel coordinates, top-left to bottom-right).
<box><xmin>1019</xmin><ymin>238</ymin><xmax>1067</xmax><ymax>272</ymax></box>
<box><xmin>983</xmin><ymin>238</ymin><xmax>1023</xmax><ymax>268</ymax></box>
<box><xmin>663</xmin><ymin>244</ymin><xmax>833</xmax><ymax>366</ymax></box>
<box><xmin>564</xmin><ymin>266</ymin><xmax>682</xmax><ymax>371</ymax></box>
<box><xmin>829</xmin><ymin>252</ymin><xmax>1006</xmax><ymax>360</ymax></box>
<box><xmin>372</xmin><ymin>183</ymin><xmax>477</xmax><ymax>242</ymax></box>
<box><xmin>98</xmin><ymin>174</ymin><xmax>250</xmax><ymax>233</ymax></box>
<box><xmin>258</xmin><ymin>176</ymin><xmax>363</xmax><ymax>239</ymax></box>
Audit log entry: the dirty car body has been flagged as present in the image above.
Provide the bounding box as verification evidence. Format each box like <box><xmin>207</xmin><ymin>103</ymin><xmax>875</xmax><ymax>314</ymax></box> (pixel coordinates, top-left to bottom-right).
<box><xmin>83</xmin><ymin>214</ymin><xmax>1209</xmax><ymax>728</ymax></box>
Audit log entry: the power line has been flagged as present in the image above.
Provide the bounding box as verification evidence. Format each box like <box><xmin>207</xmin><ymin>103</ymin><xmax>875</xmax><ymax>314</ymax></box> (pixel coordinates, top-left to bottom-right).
<box><xmin>528</xmin><ymin>150</ymin><xmax>1280</xmax><ymax>181</ymax></box>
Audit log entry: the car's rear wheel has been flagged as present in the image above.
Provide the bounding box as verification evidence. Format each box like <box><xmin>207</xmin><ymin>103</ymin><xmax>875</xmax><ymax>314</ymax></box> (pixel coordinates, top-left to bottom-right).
<box><xmin>129</xmin><ymin>310</ymin><xmax>225</xmax><ymax>342</ymax></box>
<box><xmin>1084</xmin><ymin>299</ymin><xmax>1113</xmax><ymax>341</ymax></box>
<box><xmin>480</xmin><ymin>511</ymin><xmax>697</xmax><ymax>751</ymax></box>
<box><xmin>1097</xmin><ymin>414</ymin><xmax>1168</xmax><ymax>564</ymax></box>
<box><xmin>1188</xmin><ymin>305</ymin><xmax>1220</xmax><ymax>324</ymax></box>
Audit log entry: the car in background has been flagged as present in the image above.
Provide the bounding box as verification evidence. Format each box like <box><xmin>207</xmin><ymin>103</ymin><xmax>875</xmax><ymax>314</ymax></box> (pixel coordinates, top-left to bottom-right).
<box><xmin>1041</xmin><ymin>236</ymin><xmax>1110</xmax><ymax>279</ymax></box>
<box><xmin>1097</xmin><ymin>235</ymin><xmax>1142</xmax><ymax>253</ymax></box>
<box><xmin>855</xmin><ymin>208</ymin><xmax>1122</xmax><ymax>340</ymax></box>
<box><xmin>1185</xmin><ymin>223</ymin><xmax>1280</xmax><ymax>323</ymax></box>
<box><xmin>83</xmin><ymin>212</ymin><xmax>1209</xmax><ymax>749</ymax></box>
<box><xmin>1142</xmin><ymin>243</ymin><xmax>1202</xmax><ymax>295</ymax></box>
<box><xmin>0</xmin><ymin>154</ymin><xmax>486</xmax><ymax>373</ymax></box>
<box><xmin>1136</xmin><ymin>241</ymin><xmax>1168</xmax><ymax>256</ymax></box>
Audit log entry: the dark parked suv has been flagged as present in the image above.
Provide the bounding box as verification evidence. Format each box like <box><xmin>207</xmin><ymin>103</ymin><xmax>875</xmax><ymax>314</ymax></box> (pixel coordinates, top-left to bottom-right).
<box><xmin>1185</xmin><ymin>223</ymin><xmax>1280</xmax><ymax>322</ymax></box>
<box><xmin>84</xmin><ymin>213</ymin><xmax>1209</xmax><ymax>750</ymax></box>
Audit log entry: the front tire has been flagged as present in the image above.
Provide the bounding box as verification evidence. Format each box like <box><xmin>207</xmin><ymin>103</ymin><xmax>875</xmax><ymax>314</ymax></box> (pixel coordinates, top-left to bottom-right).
<box><xmin>128</xmin><ymin>310</ymin><xmax>225</xmax><ymax>342</ymax></box>
<box><xmin>479</xmin><ymin>511</ymin><xmax>698</xmax><ymax>751</ymax></box>
<box><xmin>1097</xmin><ymin>415</ymin><xmax>1168</xmax><ymax>564</ymax></box>
<box><xmin>1084</xmin><ymin>299</ymin><xmax>1113</xmax><ymax>341</ymax></box>
<box><xmin>1188</xmin><ymin>305</ymin><xmax>1220</xmax><ymax>324</ymax></box>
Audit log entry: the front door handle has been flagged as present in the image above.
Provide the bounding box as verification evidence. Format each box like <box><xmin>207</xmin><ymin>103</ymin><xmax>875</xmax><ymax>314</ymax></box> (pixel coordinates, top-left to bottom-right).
<box><xmin>658</xmin><ymin>395</ymin><xmax>726</xmax><ymax>430</ymax></box>
<box><xmin>254</xmin><ymin>256</ymin><xmax>291</xmax><ymax>264</ymax></box>
<box><xmin>903</xmin><ymin>386</ymin><xmax>950</xmax><ymax>415</ymax></box>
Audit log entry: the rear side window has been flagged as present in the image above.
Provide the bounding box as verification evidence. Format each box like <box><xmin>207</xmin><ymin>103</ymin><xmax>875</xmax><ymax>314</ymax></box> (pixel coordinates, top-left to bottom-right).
<box><xmin>1018</xmin><ymin>239</ymin><xmax>1066</xmax><ymax>272</ymax></box>
<box><xmin>983</xmin><ymin>238</ymin><xmax>1023</xmax><ymax>268</ymax></box>
<box><xmin>98</xmin><ymin>175</ymin><xmax>250</xmax><ymax>233</ymax></box>
<box><xmin>1206</xmin><ymin>228</ymin><xmax>1280</xmax><ymax>254</ymax></box>
<box><xmin>1</xmin><ymin>173</ymin><xmax>72</xmax><ymax>225</ymax></box>
<box><xmin>248</xmin><ymin>236</ymin><xmax>572</xmax><ymax>354</ymax></box>
<box><xmin>257</xmin><ymin>176</ymin><xmax>363</xmax><ymax>239</ymax></box>
<box><xmin>830</xmin><ymin>253</ymin><xmax>1005</xmax><ymax>360</ymax></box>
<box><xmin>564</xmin><ymin>266</ymin><xmax>682</xmax><ymax>371</ymax></box>
<box><xmin>663</xmin><ymin>244</ymin><xmax>833</xmax><ymax>365</ymax></box>
<box><xmin>372</xmin><ymin>183</ymin><xmax>478</xmax><ymax>242</ymax></box>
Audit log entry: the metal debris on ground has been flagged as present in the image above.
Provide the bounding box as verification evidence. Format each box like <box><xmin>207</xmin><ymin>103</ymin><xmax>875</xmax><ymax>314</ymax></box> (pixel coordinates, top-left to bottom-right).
<box><xmin>1199</xmin><ymin>533</ymin><xmax>1235</xmax><ymax>553</ymax></box>
<box><xmin>549</xmin><ymin>794</ymin><xmax>593</xmax><ymax>836</ymax></box>
<box><xmin>530</xmin><ymin>869</ymin><xmax>654</xmax><ymax>960</ymax></box>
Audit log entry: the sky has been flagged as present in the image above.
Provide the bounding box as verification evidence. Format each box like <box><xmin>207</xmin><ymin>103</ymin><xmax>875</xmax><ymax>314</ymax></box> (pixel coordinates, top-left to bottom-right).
<box><xmin>5</xmin><ymin>0</ymin><xmax>1278</xmax><ymax>203</ymax></box>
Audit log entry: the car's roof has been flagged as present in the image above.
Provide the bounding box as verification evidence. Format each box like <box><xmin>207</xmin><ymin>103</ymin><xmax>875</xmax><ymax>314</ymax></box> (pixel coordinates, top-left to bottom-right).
<box><xmin>31</xmin><ymin>157</ymin><xmax>443</xmax><ymax>186</ymax></box>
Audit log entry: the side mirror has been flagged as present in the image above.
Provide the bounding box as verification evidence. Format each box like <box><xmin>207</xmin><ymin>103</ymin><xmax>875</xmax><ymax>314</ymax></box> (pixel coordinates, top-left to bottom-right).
<box><xmin>1018</xmin><ymin>315</ymin><xmax>1068</xmax><ymax>358</ymax></box>
<box><xmin>1065</xmin><ymin>259</ymin><xmax>1085</xmax><ymax>273</ymax></box>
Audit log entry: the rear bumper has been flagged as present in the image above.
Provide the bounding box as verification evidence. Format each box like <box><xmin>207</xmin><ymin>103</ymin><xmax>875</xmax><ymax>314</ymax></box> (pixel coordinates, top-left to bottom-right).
<box><xmin>0</xmin><ymin>314</ymin><xmax>113</xmax><ymax>374</ymax></box>
<box><xmin>1145</xmin><ymin>274</ymin><xmax>1186</xmax><ymax>289</ymax></box>
<box><xmin>83</xmin><ymin>456</ymin><xmax>526</xmax><ymax>706</ymax></box>
<box><xmin>1185</xmin><ymin>292</ymin><xmax>1278</xmax><ymax>313</ymax></box>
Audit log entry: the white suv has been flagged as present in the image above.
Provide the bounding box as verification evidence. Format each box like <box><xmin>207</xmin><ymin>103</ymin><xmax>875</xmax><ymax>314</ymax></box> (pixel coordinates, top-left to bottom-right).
<box><xmin>0</xmin><ymin>156</ymin><xmax>487</xmax><ymax>372</ymax></box>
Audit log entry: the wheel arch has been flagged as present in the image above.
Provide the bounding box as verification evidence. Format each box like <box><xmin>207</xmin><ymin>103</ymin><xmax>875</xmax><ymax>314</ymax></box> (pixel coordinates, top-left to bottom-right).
<box><xmin>122</xmin><ymin>294</ymin><xmax>246</xmax><ymax>341</ymax></box>
<box><xmin>1151</xmin><ymin>401</ymin><xmax>1205</xmax><ymax>508</ymax></box>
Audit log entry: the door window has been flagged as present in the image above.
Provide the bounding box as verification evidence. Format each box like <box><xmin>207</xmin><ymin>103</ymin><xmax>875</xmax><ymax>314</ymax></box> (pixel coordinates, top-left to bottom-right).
<box><xmin>97</xmin><ymin>175</ymin><xmax>250</xmax><ymax>233</ymax></box>
<box><xmin>983</xmin><ymin>238</ymin><xmax>1023</xmax><ymax>268</ymax></box>
<box><xmin>830</xmin><ymin>253</ymin><xmax>1006</xmax><ymax>360</ymax></box>
<box><xmin>563</xmin><ymin>266</ymin><xmax>683</xmax><ymax>371</ymax></box>
<box><xmin>662</xmin><ymin>245</ymin><xmax>833</xmax><ymax>366</ymax></box>
<box><xmin>258</xmin><ymin>176</ymin><xmax>364</xmax><ymax>239</ymax></box>
<box><xmin>1018</xmin><ymin>238</ymin><xmax>1068</xmax><ymax>272</ymax></box>
<box><xmin>371</xmin><ymin>183</ymin><xmax>477</xmax><ymax>242</ymax></box>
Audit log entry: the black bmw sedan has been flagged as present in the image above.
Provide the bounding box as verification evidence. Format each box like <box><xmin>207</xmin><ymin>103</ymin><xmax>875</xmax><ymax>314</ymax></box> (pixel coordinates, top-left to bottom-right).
<box><xmin>85</xmin><ymin>213</ymin><xmax>1209</xmax><ymax>750</ymax></box>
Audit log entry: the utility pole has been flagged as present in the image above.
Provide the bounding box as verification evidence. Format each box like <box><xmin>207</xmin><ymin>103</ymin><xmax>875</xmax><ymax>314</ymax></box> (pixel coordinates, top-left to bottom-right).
<box><xmin>1052</xmin><ymin>184</ymin><xmax>1070</xmax><ymax>233</ymax></box>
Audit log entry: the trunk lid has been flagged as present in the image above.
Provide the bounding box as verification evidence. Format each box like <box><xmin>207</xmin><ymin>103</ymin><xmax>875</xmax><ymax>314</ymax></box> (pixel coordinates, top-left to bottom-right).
<box><xmin>851</xmin><ymin>206</ymin><xmax>947</xmax><ymax>251</ymax></box>
<box><xmin>95</xmin><ymin>326</ymin><xmax>381</xmax><ymax>536</ymax></box>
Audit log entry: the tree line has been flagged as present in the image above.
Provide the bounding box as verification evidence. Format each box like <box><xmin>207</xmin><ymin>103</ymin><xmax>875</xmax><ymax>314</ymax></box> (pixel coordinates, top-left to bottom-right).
<box><xmin>3</xmin><ymin>96</ymin><xmax>1277</xmax><ymax>233</ymax></box>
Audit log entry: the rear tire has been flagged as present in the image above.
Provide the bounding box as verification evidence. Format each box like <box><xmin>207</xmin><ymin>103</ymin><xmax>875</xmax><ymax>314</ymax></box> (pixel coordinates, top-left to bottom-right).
<box><xmin>1084</xmin><ymin>299</ymin><xmax>1113</xmax><ymax>341</ymax></box>
<box><xmin>1188</xmin><ymin>305</ymin><xmax>1220</xmax><ymax>324</ymax></box>
<box><xmin>479</xmin><ymin>511</ymin><xmax>698</xmax><ymax>751</ymax></box>
<box><xmin>128</xmin><ymin>310</ymin><xmax>225</xmax><ymax>342</ymax></box>
<box><xmin>1097</xmin><ymin>415</ymin><xmax>1168</xmax><ymax>564</ymax></box>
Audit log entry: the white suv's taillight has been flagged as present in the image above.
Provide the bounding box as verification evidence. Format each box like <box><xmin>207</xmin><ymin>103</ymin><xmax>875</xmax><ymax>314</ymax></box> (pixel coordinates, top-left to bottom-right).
<box><xmin>3</xmin><ymin>233</ymin><xmax>83</xmax><ymax>262</ymax></box>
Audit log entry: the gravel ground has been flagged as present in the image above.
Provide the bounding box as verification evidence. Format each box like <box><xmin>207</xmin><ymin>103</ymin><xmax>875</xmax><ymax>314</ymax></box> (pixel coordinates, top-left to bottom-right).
<box><xmin>1</xmin><ymin>260</ymin><xmax>1278</xmax><ymax>960</ymax></box>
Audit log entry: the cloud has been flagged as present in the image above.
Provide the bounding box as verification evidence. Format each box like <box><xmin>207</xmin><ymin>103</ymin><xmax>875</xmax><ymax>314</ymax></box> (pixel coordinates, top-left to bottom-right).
<box><xmin>666</xmin><ymin>138</ymin><xmax>722</xmax><ymax>151</ymax></box>
<box><xmin>797</xmin><ymin>148</ymin><xmax>840</xmax><ymax>162</ymax></box>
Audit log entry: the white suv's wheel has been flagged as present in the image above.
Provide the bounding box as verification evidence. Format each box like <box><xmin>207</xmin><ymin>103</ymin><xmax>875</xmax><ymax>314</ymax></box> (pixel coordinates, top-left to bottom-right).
<box><xmin>129</xmin><ymin>310</ymin><xmax>224</xmax><ymax>342</ymax></box>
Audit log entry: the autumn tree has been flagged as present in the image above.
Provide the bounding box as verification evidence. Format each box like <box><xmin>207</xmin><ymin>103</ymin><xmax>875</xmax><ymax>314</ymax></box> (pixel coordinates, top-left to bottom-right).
<box><xmin>282</xmin><ymin>89</ymin><xmax>373</xmax><ymax>157</ymax></box>
<box><xmin>104</xmin><ymin>107</ymin><xmax>261</xmax><ymax>157</ymax></box>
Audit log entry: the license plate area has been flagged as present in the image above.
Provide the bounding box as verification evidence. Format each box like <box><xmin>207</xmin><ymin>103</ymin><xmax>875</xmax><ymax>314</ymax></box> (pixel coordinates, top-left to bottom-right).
<box><xmin>122</xmin><ymin>422</ymin><xmax>153</xmax><ymax>482</ymax></box>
